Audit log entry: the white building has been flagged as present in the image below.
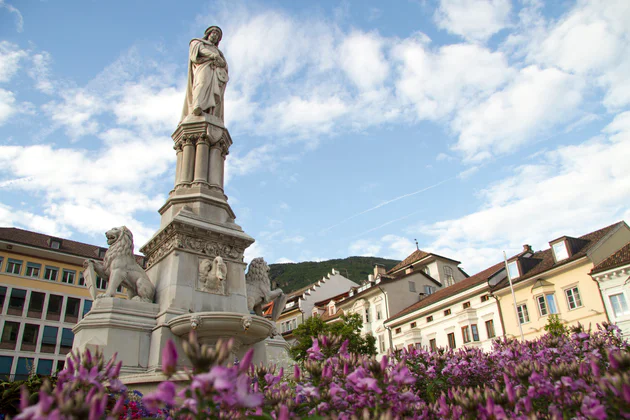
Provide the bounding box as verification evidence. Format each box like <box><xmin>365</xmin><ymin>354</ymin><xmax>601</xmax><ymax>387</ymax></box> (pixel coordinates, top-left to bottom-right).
<box><xmin>590</xmin><ymin>242</ymin><xmax>630</xmax><ymax>337</ymax></box>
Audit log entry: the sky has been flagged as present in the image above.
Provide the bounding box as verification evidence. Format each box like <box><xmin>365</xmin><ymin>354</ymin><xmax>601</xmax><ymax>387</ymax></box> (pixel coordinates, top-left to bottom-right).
<box><xmin>0</xmin><ymin>0</ymin><xmax>629</xmax><ymax>275</ymax></box>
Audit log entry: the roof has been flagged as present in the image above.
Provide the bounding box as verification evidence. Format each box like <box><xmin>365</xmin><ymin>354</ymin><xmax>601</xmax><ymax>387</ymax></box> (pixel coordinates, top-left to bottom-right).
<box><xmin>320</xmin><ymin>307</ymin><xmax>344</xmax><ymax>322</ymax></box>
<box><xmin>313</xmin><ymin>290</ymin><xmax>351</xmax><ymax>307</ymax></box>
<box><xmin>0</xmin><ymin>227</ymin><xmax>107</xmax><ymax>260</ymax></box>
<box><xmin>494</xmin><ymin>221</ymin><xmax>626</xmax><ymax>289</ymax></box>
<box><xmin>387</xmin><ymin>249</ymin><xmax>461</xmax><ymax>275</ymax></box>
<box><xmin>591</xmin><ymin>242</ymin><xmax>630</xmax><ymax>274</ymax></box>
<box><xmin>385</xmin><ymin>261</ymin><xmax>505</xmax><ymax>324</ymax></box>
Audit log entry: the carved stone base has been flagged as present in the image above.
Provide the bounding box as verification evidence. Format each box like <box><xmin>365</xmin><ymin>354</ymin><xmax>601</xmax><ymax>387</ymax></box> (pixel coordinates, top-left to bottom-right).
<box><xmin>250</xmin><ymin>336</ymin><xmax>292</xmax><ymax>370</ymax></box>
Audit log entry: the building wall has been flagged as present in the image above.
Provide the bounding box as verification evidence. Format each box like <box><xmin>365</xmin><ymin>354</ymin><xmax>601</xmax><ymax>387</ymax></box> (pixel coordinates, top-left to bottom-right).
<box><xmin>0</xmin><ymin>248</ymin><xmax>122</xmax><ymax>380</ymax></box>
<box><xmin>592</xmin><ymin>265</ymin><xmax>630</xmax><ymax>337</ymax></box>
<box><xmin>301</xmin><ymin>272</ymin><xmax>359</xmax><ymax>319</ymax></box>
<box><xmin>432</xmin><ymin>259</ymin><xmax>467</xmax><ymax>286</ymax></box>
<box><xmin>388</xmin><ymin>285</ymin><xmax>504</xmax><ymax>352</ymax></box>
<box><xmin>497</xmin><ymin>259</ymin><xmax>608</xmax><ymax>341</ymax></box>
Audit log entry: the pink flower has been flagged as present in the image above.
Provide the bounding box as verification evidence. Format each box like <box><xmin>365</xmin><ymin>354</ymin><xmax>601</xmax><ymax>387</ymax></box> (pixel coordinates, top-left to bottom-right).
<box><xmin>162</xmin><ymin>339</ymin><xmax>178</xmax><ymax>377</ymax></box>
<box><xmin>240</xmin><ymin>348</ymin><xmax>255</xmax><ymax>373</ymax></box>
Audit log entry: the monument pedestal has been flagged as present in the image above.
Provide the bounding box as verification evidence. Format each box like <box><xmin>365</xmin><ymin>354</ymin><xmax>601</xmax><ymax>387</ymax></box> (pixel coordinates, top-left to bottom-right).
<box><xmin>72</xmin><ymin>298</ymin><xmax>159</xmax><ymax>375</ymax></box>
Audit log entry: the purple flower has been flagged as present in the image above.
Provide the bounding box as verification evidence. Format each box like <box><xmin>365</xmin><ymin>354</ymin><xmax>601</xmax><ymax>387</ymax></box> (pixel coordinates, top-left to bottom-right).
<box><xmin>307</xmin><ymin>338</ymin><xmax>324</xmax><ymax>361</ymax></box>
<box><xmin>162</xmin><ymin>339</ymin><xmax>178</xmax><ymax>377</ymax></box>
<box><xmin>235</xmin><ymin>374</ymin><xmax>263</xmax><ymax>408</ymax></box>
<box><xmin>143</xmin><ymin>380</ymin><xmax>176</xmax><ymax>411</ymax></box>
<box><xmin>240</xmin><ymin>348</ymin><xmax>255</xmax><ymax>373</ymax></box>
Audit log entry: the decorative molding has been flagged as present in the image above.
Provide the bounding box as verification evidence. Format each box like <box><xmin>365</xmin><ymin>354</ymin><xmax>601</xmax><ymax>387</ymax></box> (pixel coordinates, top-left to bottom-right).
<box><xmin>140</xmin><ymin>221</ymin><xmax>249</xmax><ymax>268</ymax></box>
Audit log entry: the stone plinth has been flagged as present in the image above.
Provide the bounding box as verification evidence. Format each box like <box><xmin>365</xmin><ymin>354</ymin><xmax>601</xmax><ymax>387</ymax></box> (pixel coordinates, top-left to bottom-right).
<box><xmin>72</xmin><ymin>298</ymin><xmax>159</xmax><ymax>375</ymax></box>
<box><xmin>251</xmin><ymin>336</ymin><xmax>292</xmax><ymax>370</ymax></box>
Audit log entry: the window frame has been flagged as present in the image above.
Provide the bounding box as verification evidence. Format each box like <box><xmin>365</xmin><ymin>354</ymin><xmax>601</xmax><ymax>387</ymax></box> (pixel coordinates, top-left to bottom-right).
<box><xmin>43</xmin><ymin>266</ymin><xmax>59</xmax><ymax>282</ymax></box>
<box><xmin>444</xmin><ymin>309</ymin><xmax>451</xmax><ymax>316</ymax></box>
<box><xmin>552</xmin><ymin>241</ymin><xmax>569</xmax><ymax>262</ymax></box>
<box><xmin>609</xmin><ymin>293</ymin><xmax>629</xmax><ymax>317</ymax></box>
<box><xmin>564</xmin><ymin>286</ymin><xmax>583</xmax><ymax>310</ymax></box>
<box><xmin>485</xmin><ymin>319</ymin><xmax>496</xmax><ymax>338</ymax></box>
<box><xmin>507</xmin><ymin>261</ymin><xmax>520</xmax><ymax>279</ymax></box>
<box><xmin>25</xmin><ymin>262</ymin><xmax>41</xmax><ymax>278</ymax></box>
<box><xmin>461</xmin><ymin>326</ymin><xmax>471</xmax><ymax>344</ymax></box>
<box><xmin>471</xmin><ymin>324</ymin><xmax>480</xmax><ymax>341</ymax></box>
<box><xmin>444</xmin><ymin>266</ymin><xmax>454</xmax><ymax>286</ymax></box>
<box><xmin>6</xmin><ymin>258</ymin><xmax>23</xmax><ymax>275</ymax></box>
<box><xmin>462</xmin><ymin>301</ymin><xmax>471</xmax><ymax>309</ymax></box>
<box><xmin>408</xmin><ymin>281</ymin><xmax>416</xmax><ymax>293</ymax></box>
<box><xmin>537</xmin><ymin>293</ymin><xmax>559</xmax><ymax>316</ymax></box>
<box><xmin>61</xmin><ymin>269</ymin><xmax>76</xmax><ymax>285</ymax></box>
<box><xmin>447</xmin><ymin>332</ymin><xmax>456</xmax><ymax>349</ymax></box>
<box><xmin>517</xmin><ymin>303</ymin><xmax>530</xmax><ymax>324</ymax></box>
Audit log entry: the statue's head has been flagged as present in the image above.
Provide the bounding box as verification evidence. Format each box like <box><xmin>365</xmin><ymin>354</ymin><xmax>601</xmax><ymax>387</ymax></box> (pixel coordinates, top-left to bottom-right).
<box><xmin>204</xmin><ymin>26</ymin><xmax>223</xmax><ymax>45</ymax></box>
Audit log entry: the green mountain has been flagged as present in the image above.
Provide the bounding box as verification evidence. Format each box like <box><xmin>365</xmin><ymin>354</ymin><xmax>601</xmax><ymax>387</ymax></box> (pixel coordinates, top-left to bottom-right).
<box><xmin>269</xmin><ymin>256</ymin><xmax>401</xmax><ymax>294</ymax></box>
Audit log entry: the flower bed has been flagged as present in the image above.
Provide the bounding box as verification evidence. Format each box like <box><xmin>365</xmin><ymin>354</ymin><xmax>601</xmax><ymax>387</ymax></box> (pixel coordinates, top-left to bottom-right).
<box><xmin>15</xmin><ymin>323</ymin><xmax>630</xmax><ymax>419</ymax></box>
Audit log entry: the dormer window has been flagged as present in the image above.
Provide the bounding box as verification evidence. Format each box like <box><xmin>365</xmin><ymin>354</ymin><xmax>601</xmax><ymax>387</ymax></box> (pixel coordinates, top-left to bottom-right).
<box><xmin>50</xmin><ymin>239</ymin><xmax>62</xmax><ymax>249</ymax></box>
<box><xmin>98</xmin><ymin>248</ymin><xmax>107</xmax><ymax>259</ymax></box>
<box><xmin>507</xmin><ymin>261</ymin><xmax>520</xmax><ymax>279</ymax></box>
<box><xmin>423</xmin><ymin>266</ymin><xmax>430</xmax><ymax>276</ymax></box>
<box><xmin>552</xmin><ymin>241</ymin><xmax>569</xmax><ymax>262</ymax></box>
<box><xmin>328</xmin><ymin>304</ymin><xmax>335</xmax><ymax>316</ymax></box>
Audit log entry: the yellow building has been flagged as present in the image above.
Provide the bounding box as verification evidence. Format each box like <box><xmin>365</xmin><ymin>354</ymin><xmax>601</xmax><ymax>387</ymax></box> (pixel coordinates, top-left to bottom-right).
<box><xmin>494</xmin><ymin>222</ymin><xmax>630</xmax><ymax>341</ymax></box>
<box><xmin>0</xmin><ymin>228</ymin><xmax>127</xmax><ymax>380</ymax></box>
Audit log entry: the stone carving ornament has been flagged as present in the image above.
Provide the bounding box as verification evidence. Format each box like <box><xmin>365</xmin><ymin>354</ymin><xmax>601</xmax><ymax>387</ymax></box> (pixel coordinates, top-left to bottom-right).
<box><xmin>181</xmin><ymin>25</ymin><xmax>229</xmax><ymax>122</ymax></box>
<box><xmin>198</xmin><ymin>256</ymin><xmax>227</xmax><ymax>294</ymax></box>
<box><xmin>83</xmin><ymin>226</ymin><xmax>155</xmax><ymax>303</ymax></box>
<box><xmin>245</xmin><ymin>257</ymin><xmax>287</xmax><ymax>321</ymax></box>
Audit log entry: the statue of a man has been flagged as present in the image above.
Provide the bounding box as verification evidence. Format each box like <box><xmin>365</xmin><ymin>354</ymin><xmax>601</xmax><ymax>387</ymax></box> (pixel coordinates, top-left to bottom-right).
<box><xmin>181</xmin><ymin>26</ymin><xmax>229</xmax><ymax>122</ymax></box>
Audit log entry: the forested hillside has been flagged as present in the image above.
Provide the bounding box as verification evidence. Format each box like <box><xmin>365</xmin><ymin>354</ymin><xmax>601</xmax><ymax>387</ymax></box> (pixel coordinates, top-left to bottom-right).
<box><xmin>269</xmin><ymin>256</ymin><xmax>400</xmax><ymax>293</ymax></box>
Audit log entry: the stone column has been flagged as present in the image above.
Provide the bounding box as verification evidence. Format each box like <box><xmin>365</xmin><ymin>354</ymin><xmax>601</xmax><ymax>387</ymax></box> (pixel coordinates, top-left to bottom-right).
<box><xmin>181</xmin><ymin>137</ymin><xmax>196</xmax><ymax>184</ymax></box>
<box><xmin>174</xmin><ymin>141</ymin><xmax>184</xmax><ymax>187</ymax></box>
<box><xmin>208</xmin><ymin>144</ymin><xmax>224</xmax><ymax>190</ymax></box>
<box><xmin>193</xmin><ymin>135</ymin><xmax>210</xmax><ymax>184</ymax></box>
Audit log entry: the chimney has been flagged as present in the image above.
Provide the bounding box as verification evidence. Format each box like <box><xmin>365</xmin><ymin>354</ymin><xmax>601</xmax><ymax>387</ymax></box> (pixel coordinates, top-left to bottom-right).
<box><xmin>418</xmin><ymin>292</ymin><xmax>427</xmax><ymax>301</ymax></box>
<box><xmin>368</xmin><ymin>274</ymin><xmax>374</xmax><ymax>282</ymax></box>
<box><xmin>522</xmin><ymin>244</ymin><xmax>533</xmax><ymax>255</ymax></box>
<box><xmin>374</xmin><ymin>264</ymin><xmax>386</xmax><ymax>277</ymax></box>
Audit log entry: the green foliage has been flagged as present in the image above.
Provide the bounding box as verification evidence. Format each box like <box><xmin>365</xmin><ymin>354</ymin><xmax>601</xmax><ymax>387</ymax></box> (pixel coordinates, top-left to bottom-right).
<box><xmin>0</xmin><ymin>373</ymin><xmax>57</xmax><ymax>416</ymax></box>
<box><xmin>544</xmin><ymin>314</ymin><xmax>569</xmax><ymax>337</ymax></box>
<box><xmin>269</xmin><ymin>256</ymin><xmax>400</xmax><ymax>293</ymax></box>
<box><xmin>289</xmin><ymin>313</ymin><xmax>377</xmax><ymax>361</ymax></box>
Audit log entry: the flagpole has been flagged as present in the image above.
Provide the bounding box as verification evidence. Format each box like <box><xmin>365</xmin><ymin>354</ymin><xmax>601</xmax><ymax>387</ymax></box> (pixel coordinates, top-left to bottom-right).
<box><xmin>504</xmin><ymin>251</ymin><xmax>525</xmax><ymax>341</ymax></box>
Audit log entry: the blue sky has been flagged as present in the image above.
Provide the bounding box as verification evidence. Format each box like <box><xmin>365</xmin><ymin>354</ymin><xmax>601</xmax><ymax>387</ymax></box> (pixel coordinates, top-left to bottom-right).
<box><xmin>1</xmin><ymin>0</ymin><xmax>629</xmax><ymax>274</ymax></box>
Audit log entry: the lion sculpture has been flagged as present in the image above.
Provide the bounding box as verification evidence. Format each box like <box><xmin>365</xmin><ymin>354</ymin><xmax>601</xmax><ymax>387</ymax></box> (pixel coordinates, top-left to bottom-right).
<box><xmin>246</xmin><ymin>257</ymin><xmax>287</xmax><ymax>320</ymax></box>
<box><xmin>84</xmin><ymin>226</ymin><xmax>155</xmax><ymax>303</ymax></box>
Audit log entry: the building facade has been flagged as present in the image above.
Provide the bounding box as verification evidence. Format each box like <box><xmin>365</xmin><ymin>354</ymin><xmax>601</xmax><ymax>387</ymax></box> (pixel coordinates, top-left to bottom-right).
<box><xmin>590</xmin><ymin>242</ymin><xmax>630</xmax><ymax>337</ymax></box>
<box><xmin>494</xmin><ymin>222</ymin><xmax>630</xmax><ymax>341</ymax></box>
<box><xmin>0</xmin><ymin>228</ymin><xmax>125</xmax><ymax>380</ymax></box>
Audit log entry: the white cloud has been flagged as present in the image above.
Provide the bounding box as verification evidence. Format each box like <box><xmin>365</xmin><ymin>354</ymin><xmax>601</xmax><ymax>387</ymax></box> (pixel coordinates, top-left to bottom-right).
<box><xmin>244</xmin><ymin>240</ymin><xmax>265</xmax><ymax>264</ymax></box>
<box><xmin>452</xmin><ymin>65</ymin><xmax>584</xmax><ymax>161</ymax></box>
<box><xmin>381</xmin><ymin>234</ymin><xmax>416</xmax><ymax>259</ymax></box>
<box><xmin>393</xmin><ymin>38</ymin><xmax>513</xmax><ymax>120</ymax></box>
<box><xmin>42</xmin><ymin>89</ymin><xmax>102</xmax><ymax>138</ymax></box>
<box><xmin>349</xmin><ymin>239</ymin><xmax>381</xmax><ymax>257</ymax></box>
<box><xmin>0</xmin><ymin>88</ymin><xmax>17</xmax><ymax>125</ymax></box>
<box><xmin>0</xmin><ymin>41</ymin><xmax>26</xmax><ymax>82</ymax></box>
<box><xmin>434</xmin><ymin>0</ymin><xmax>512</xmax><ymax>42</ymax></box>
<box><xmin>275</xmin><ymin>257</ymin><xmax>295</xmax><ymax>264</ymax></box>
<box><xmin>415</xmin><ymin>113</ymin><xmax>630</xmax><ymax>273</ymax></box>
<box><xmin>0</xmin><ymin>0</ymin><xmax>23</xmax><ymax>32</ymax></box>
<box><xmin>113</xmin><ymin>82</ymin><xmax>182</xmax><ymax>131</ymax></box>
<box><xmin>28</xmin><ymin>52</ymin><xmax>54</xmax><ymax>94</ymax></box>
<box><xmin>339</xmin><ymin>31</ymin><xmax>389</xmax><ymax>90</ymax></box>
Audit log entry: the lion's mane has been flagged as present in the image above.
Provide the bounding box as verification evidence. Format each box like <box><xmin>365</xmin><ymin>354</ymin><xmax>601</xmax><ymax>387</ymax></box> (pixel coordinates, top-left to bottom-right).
<box><xmin>245</xmin><ymin>257</ymin><xmax>270</xmax><ymax>288</ymax></box>
<box><xmin>103</xmin><ymin>227</ymin><xmax>134</xmax><ymax>274</ymax></box>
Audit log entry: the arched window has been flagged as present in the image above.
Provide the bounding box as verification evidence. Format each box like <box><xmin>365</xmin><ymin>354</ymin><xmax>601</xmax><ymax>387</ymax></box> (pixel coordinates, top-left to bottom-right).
<box><xmin>444</xmin><ymin>266</ymin><xmax>454</xmax><ymax>286</ymax></box>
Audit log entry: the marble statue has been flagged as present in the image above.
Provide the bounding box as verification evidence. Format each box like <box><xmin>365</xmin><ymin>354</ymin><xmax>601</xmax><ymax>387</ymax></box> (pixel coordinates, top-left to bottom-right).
<box><xmin>181</xmin><ymin>25</ymin><xmax>229</xmax><ymax>122</ymax></box>
<box><xmin>246</xmin><ymin>257</ymin><xmax>287</xmax><ymax>320</ymax></box>
<box><xmin>83</xmin><ymin>226</ymin><xmax>155</xmax><ymax>303</ymax></box>
<box><xmin>199</xmin><ymin>256</ymin><xmax>227</xmax><ymax>294</ymax></box>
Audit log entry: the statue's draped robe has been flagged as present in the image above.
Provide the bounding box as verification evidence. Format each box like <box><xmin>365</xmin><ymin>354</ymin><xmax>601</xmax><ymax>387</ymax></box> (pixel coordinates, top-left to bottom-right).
<box><xmin>181</xmin><ymin>38</ymin><xmax>229</xmax><ymax>122</ymax></box>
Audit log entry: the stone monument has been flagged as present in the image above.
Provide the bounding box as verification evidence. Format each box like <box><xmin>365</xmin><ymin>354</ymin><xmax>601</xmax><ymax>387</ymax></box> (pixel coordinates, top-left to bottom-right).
<box><xmin>72</xmin><ymin>26</ymin><xmax>290</xmax><ymax>390</ymax></box>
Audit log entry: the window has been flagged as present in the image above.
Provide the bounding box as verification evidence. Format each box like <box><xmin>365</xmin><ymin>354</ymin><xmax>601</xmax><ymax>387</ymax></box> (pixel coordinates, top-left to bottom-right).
<box><xmin>56</xmin><ymin>360</ymin><xmax>65</xmax><ymax>373</ymax></box>
<box><xmin>463</xmin><ymin>301</ymin><xmax>471</xmax><ymax>309</ymax></box>
<box><xmin>82</xmin><ymin>300</ymin><xmax>93</xmax><ymax>318</ymax></box>
<box><xmin>21</xmin><ymin>324</ymin><xmax>39</xmax><ymax>351</ymax></box>
<box><xmin>61</xmin><ymin>269</ymin><xmax>76</xmax><ymax>284</ymax></box>
<box><xmin>424</xmin><ymin>285</ymin><xmax>436</xmax><ymax>295</ymax></box>
<box><xmin>60</xmin><ymin>328</ymin><xmax>74</xmax><ymax>354</ymax></box>
<box><xmin>0</xmin><ymin>256</ymin><xmax>3</xmax><ymax>270</ymax></box>
<box><xmin>292</xmin><ymin>319</ymin><xmax>297</xmax><ymax>330</ymax></box>
<box><xmin>78</xmin><ymin>272</ymin><xmax>85</xmax><ymax>286</ymax></box>
<box><xmin>565</xmin><ymin>287</ymin><xmax>582</xmax><ymax>310</ymax></box>
<box><xmin>41</xmin><ymin>326</ymin><xmax>58</xmax><ymax>353</ymax></box>
<box><xmin>0</xmin><ymin>286</ymin><xmax>5</xmax><ymax>312</ymax></box>
<box><xmin>15</xmin><ymin>357</ymin><xmax>34</xmax><ymax>381</ymax></box>
<box><xmin>517</xmin><ymin>304</ymin><xmax>530</xmax><ymax>324</ymax></box>
<box><xmin>0</xmin><ymin>356</ymin><xmax>13</xmax><ymax>380</ymax></box>
<box><xmin>410</xmin><ymin>322</ymin><xmax>417</xmax><ymax>328</ymax></box>
<box><xmin>408</xmin><ymin>281</ymin><xmax>416</xmax><ymax>292</ymax></box>
<box><xmin>426</xmin><ymin>315</ymin><xmax>433</xmax><ymax>322</ymax></box>
<box><xmin>365</xmin><ymin>309</ymin><xmax>370</xmax><ymax>323</ymax></box>
<box><xmin>44</xmin><ymin>266</ymin><xmax>59</xmax><ymax>281</ymax></box>
<box><xmin>328</xmin><ymin>305</ymin><xmax>335</xmax><ymax>316</ymax></box>
<box><xmin>36</xmin><ymin>359</ymin><xmax>54</xmax><ymax>376</ymax></box>
<box><xmin>8</xmin><ymin>289</ymin><xmax>26</xmax><ymax>316</ymax></box>
<box><xmin>50</xmin><ymin>239</ymin><xmax>61</xmax><ymax>249</ymax></box>
<box><xmin>27</xmin><ymin>292</ymin><xmax>45</xmax><ymax>318</ymax></box>
<box><xmin>25</xmin><ymin>262</ymin><xmax>41</xmax><ymax>278</ymax></box>
<box><xmin>481</xmin><ymin>295</ymin><xmax>490</xmax><ymax>302</ymax></box>
<box><xmin>99</xmin><ymin>249</ymin><xmax>106</xmax><ymax>259</ymax></box>
<box><xmin>64</xmin><ymin>298</ymin><xmax>80</xmax><ymax>323</ymax></box>
<box><xmin>423</xmin><ymin>266</ymin><xmax>431</xmax><ymax>276</ymax></box>
<box><xmin>444</xmin><ymin>266</ymin><xmax>454</xmax><ymax>286</ymax></box>
<box><xmin>447</xmin><ymin>333</ymin><xmax>456</xmax><ymax>349</ymax></box>
<box><xmin>429</xmin><ymin>338</ymin><xmax>437</xmax><ymax>351</ymax></box>
<box><xmin>471</xmin><ymin>324</ymin><xmax>480</xmax><ymax>341</ymax></box>
<box><xmin>96</xmin><ymin>277</ymin><xmax>107</xmax><ymax>290</ymax></box>
<box><xmin>507</xmin><ymin>261</ymin><xmax>520</xmax><ymax>279</ymax></box>
<box><xmin>395</xmin><ymin>327</ymin><xmax>402</xmax><ymax>334</ymax></box>
<box><xmin>6</xmin><ymin>258</ymin><xmax>22</xmax><ymax>275</ymax></box>
<box><xmin>0</xmin><ymin>321</ymin><xmax>20</xmax><ymax>350</ymax></box>
<box><xmin>610</xmin><ymin>293</ymin><xmax>629</xmax><ymax>317</ymax></box>
<box><xmin>378</xmin><ymin>334</ymin><xmax>386</xmax><ymax>353</ymax></box>
<box><xmin>376</xmin><ymin>304</ymin><xmax>382</xmax><ymax>320</ymax></box>
<box><xmin>537</xmin><ymin>294</ymin><xmax>558</xmax><ymax>316</ymax></box>
<box><xmin>444</xmin><ymin>309</ymin><xmax>451</xmax><ymax>316</ymax></box>
<box><xmin>462</xmin><ymin>326</ymin><xmax>471</xmax><ymax>343</ymax></box>
<box><xmin>485</xmin><ymin>320</ymin><xmax>496</xmax><ymax>338</ymax></box>
<box><xmin>552</xmin><ymin>241</ymin><xmax>569</xmax><ymax>261</ymax></box>
<box><xmin>46</xmin><ymin>295</ymin><xmax>63</xmax><ymax>321</ymax></box>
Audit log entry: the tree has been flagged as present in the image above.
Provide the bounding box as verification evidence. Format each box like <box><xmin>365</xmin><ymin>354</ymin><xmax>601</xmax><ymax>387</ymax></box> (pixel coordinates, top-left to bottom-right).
<box><xmin>289</xmin><ymin>313</ymin><xmax>377</xmax><ymax>361</ymax></box>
